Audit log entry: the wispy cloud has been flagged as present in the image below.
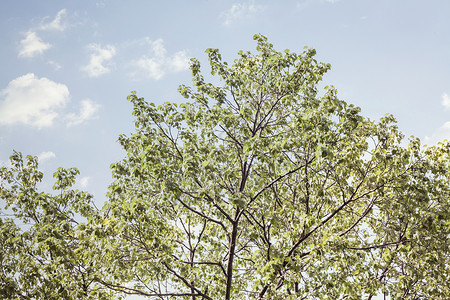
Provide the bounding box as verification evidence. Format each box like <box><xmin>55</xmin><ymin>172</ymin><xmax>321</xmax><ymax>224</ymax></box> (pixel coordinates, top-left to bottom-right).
<box><xmin>129</xmin><ymin>38</ymin><xmax>189</xmax><ymax>80</ymax></box>
<box><xmin>18</xmin><ymin>9</ymin><xmax>69</xmax><ymax>59</ymax></box>
<box><xmin>18</xmin><ymin>31</ymin><xmax>52</xmax><ymax>58</ymax></box>
<box><xmin>0</xmin><ymin>73</ymin><xmax>69</xmax><ymax>128</ymax></box>
<box><xmin>79</xmin><ymin>176</ymin><xmax>90</xmax><ymax>188</ymax></box>
<box><xmin>48</xmin><ymin>60</ymin><xmax>62</xmax><ymax>70</ymax></box>
<box><xmin>38</xmin><ymin>151</ymin><xmax>56</xmax><ymax>163</ymax></box>
<box><xmin>39</xmin><ymin>9</ymin><xmax>68</xmax><ymax>31</ymax></box>
<box><xmin>425</xmin><ymin>93</ymin><xmax>450</xmax><ymax>145</ymax></box>
<box><xmin>441</xmin><ymin>93</ymin><xmax>450</xmax><ymax>110</ymax></box>
<box><xmin>66</xmin><ymin>99</ymin><xmax>100</xmax><ymax>126</ymax></box>
<box><xmin>81</xmin><ymin>44</ymin><xmax>117</xmax><ymax>77</ymax></box>
<box><xmin>221</xmin><ymin>1</ymin><xmax>263</xmax><ymax>26</ymax></box>
<box><xmin>96</xmin><ymin>1</ymin><xmax>109</xmax><ymax>8</ymax></box>
<box><xmin>424</xmin><ymin>121</ymin><xmax>450</xmax><ymax>146</ymax></box>
<box><xmin>0</xmin><ymin>159</ymin><xmax>12</xmax><ymax>168</ymax></box>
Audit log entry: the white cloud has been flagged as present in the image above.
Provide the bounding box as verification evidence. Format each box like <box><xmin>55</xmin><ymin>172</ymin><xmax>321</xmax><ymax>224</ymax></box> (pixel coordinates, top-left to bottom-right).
<box><xmin>39</xmin><ymin>9</ymin><xmax>68</xmax><ymax>31</ymax></box>
<box><xmin>48</xmin><ymin>60</ymin><xmax>62</xmax><ymax>70</ymax></box>
<box><xmin>441</xmin><ymin>93</ymin><xmax>450</xmax><ymax>110</ymax></box>
<box><xmin>38</xmin><ymin>151</ymin><xmax>56</xmax><ymax>163</ymax></box>
<box><xmin>96</xmin><ymin>1</ymin><xmax>108</xmax><ymax>8</ymax></box>
<box><xmin>324</xmin><ymin>0</ymin><xmax>341</xmax><ymax>3</ymax></box>
<box><xmin>0</xmin><ymin>159</ymin><xmax>12</xmax><ymax>168</ymax></box>
<box><xmin>18</xmin><ymin>9</ymin><xmax>69</xmax><ymax>58</ymax></box>
<box><xmin>170</xmin><ymin>51</ymin><xmax>191</xmax><ymax>72</ymax></box>
<box><xmin>295</xmin><ymin>1</ymin><xmax>309</xmax><ymax>10</ymax></box>
<box><xmin>66</xmin><ymin>99</ymin><xmax>100</xmax><ymax>126</ymax></box>
<box><xmin>221</xmin><ymin>1</ymin><xmax>263</xmax><ymax>26</ymax></box>
<box><xmin>130</xmin><ymin>38</ymin><xmax>189</xmax><ymax>80</ymax></box>
<box><xmin>424</xmin><ymin>121</ymin><xmax>450</xmax><ymax>146</ymax></box>
<box><xmin>424</xmin><ymin>93</ymin><xmax>450</xmax><ymax>145</ymax></box>
<box><xmin>79</xmin><ymin>176</ymin><xmax>90</xmax><ymax>188</ymax></box>
<box><xmin>18</xmin><ymin>31</ymin><xmax>52</xmax><ymax>58</ymax></box>
<box><xmin>0</xmin><ymin>73</ymin><xmax>69</xmax><ymax>128</ymax></box>
<box><xmin>81</xmin><ymin>44</ymin><xmax>117</xmax><ymax>77</ymax></box>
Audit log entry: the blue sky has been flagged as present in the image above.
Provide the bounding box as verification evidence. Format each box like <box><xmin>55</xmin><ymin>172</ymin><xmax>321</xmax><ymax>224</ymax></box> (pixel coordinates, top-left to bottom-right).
<box><xmin>1</xmin><ymin>0</ymin><xmax>450</xmax><ymax>210</ymax></box>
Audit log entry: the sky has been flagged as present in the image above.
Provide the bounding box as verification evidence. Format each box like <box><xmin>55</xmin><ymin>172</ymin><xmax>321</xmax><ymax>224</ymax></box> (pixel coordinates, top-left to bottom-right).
<box><xmin>2</xmin><ymin>0</ymin><xmax>450</xmax><ymax>201</ymax></box>
<box><xmin>1</xmin><ymin>0</ymin><xmax>449</xmax><ymax>298</ymax></box>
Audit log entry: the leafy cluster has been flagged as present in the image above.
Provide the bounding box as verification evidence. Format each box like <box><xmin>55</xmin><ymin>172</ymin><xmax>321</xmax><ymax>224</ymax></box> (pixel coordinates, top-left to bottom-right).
<box><xmin>1</xmin><ymin>35</ymin><xmax>449</xmax><ymax>299</ymax></box>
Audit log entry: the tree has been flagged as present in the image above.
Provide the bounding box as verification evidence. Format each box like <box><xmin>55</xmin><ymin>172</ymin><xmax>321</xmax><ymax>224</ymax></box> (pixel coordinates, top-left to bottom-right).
<box><xmin>1</xmin><ymin>34</ymin><xmax>449</xmax><ymax>299</ymax></box>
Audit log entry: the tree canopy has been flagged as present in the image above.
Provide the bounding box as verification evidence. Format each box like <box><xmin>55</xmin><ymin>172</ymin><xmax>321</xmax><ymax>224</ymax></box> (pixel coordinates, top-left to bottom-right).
<box><xmin>1</xmin><ymin>34</ymin><xmax>449</xmax><ymax>299</ymax></box>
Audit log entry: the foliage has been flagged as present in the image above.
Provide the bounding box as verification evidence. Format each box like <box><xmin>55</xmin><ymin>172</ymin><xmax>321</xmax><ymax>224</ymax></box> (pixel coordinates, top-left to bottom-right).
<box><xmin>1</xmin><ymin>35</ymin><xmax>449</xmax><ymax>299</ymax></box>
<box><xmin>0</xmin><ymin>152</ymin><xmax>115</xmax><ymax>299</ymax></box>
